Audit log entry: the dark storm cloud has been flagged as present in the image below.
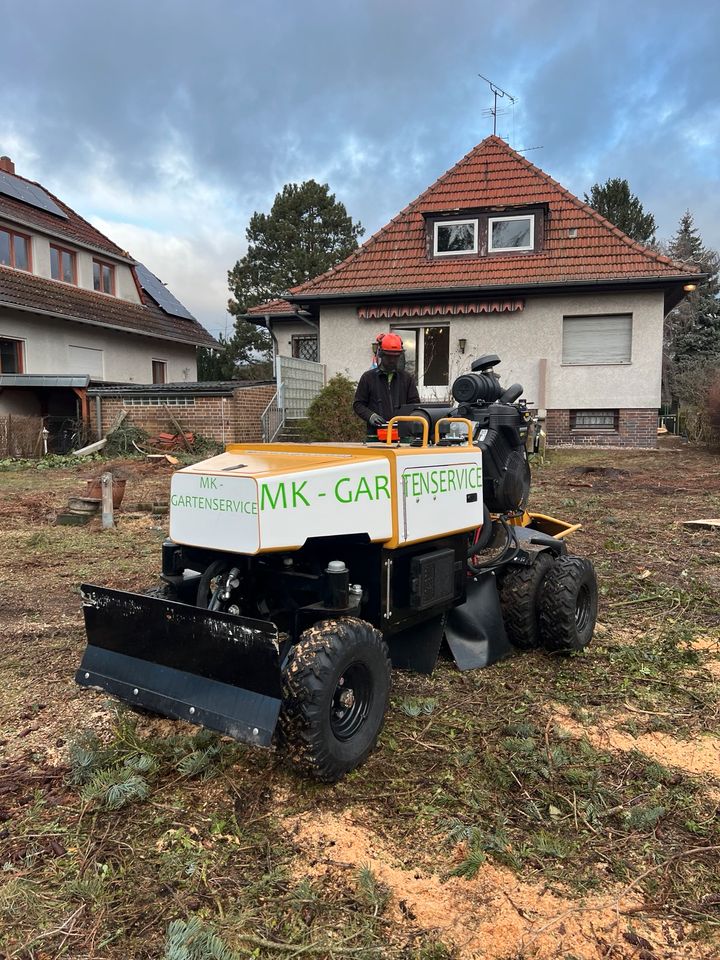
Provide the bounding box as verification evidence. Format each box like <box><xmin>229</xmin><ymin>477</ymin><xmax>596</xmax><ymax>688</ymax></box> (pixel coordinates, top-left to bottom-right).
<box><xmin>1</xmin><ymin>0</ymin><xmax>718</xmax><ymax>333</ymax></box>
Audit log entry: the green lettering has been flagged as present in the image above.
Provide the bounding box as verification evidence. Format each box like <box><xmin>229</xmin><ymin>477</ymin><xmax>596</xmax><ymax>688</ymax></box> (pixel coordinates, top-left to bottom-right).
<box><xmin>355</xmin><ymin>476</ymin><xmax>373</xmax><ymax>500</ymax></box>
<box><xmin>260</xmin><ymin>483</ymin><xmax>287</xmax><ymax>511</ymax></box>
<box><xmin>291</xmin><ymin>480</ymin><xmax>310</xmax><ymax>507</ymax></box>
<box><xmin>447</xmin><ymin>470</ymin><xmax>457</xmax><ymax>492</ymax></box>
<box><xmin>335</xmin><ymin>477</ymin><xmax>352</xmax><ymax>503</ymax></box>
<box><xmin>200</xmin><ymin>476</ymin><xmax>218</xmax><ymax>490</ymax></box>
<box><xmin>439</xmin><ymin>471</ymin><xmax>447</xmax><ymax>493</ymax></box>
<box><xmin>375</xmin><ymin>475</ymin><xmax>390</xmax><ymax>500</ymax></box>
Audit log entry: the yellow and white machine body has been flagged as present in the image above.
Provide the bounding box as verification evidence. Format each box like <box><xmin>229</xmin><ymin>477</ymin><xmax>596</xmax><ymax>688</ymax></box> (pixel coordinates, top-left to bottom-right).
<box><xmin>170</xmin><ymin>420</ymin><xmax>484</xmax><ymax>555</ymax></box>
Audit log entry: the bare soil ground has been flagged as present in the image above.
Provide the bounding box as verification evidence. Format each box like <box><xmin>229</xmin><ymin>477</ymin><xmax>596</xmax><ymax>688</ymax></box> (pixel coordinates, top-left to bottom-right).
<box><xmin>0</xmin><ymin>442</ymin><xmax>719</xmax><ymax>959</ymax></box>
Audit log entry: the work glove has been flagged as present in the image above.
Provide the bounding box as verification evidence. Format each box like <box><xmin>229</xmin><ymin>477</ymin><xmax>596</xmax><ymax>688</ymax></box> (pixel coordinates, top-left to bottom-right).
<box><xmin>368</xmin><ymin>413</ymin><xmax>386</xmax><ymax>427</ymax></box>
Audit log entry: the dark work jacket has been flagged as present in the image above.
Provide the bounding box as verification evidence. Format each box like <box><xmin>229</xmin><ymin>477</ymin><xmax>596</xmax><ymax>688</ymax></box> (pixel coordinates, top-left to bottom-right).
<box><xmin>353</xmin><ymin>367</ymin><xmax>420</xmax><ymax>423</ymax></box>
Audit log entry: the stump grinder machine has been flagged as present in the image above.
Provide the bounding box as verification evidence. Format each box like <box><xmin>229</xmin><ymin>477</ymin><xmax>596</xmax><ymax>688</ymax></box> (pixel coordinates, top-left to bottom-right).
<box><xmin>76</xmin><ymin>355</ymin><xmax>598</xmax><ymax>781</ymax></box>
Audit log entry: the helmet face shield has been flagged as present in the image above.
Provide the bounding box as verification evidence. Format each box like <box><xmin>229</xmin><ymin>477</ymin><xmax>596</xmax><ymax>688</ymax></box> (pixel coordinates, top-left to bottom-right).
<box><xmin>379</xmin><ymin>349</ymin><xmax>402</xmax><ymax>371</ymax></box>
<box><xmin>377</xmin><ymin>333</ymin><xmax>404</xmax><ymax>372</ymax></box>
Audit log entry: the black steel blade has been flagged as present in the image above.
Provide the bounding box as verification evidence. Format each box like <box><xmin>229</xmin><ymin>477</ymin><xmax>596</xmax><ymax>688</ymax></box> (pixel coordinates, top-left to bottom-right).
<box><xmin>76</xmin><ymin>585</ymin><xmax>282</xmax><ymax>744</ymax></box>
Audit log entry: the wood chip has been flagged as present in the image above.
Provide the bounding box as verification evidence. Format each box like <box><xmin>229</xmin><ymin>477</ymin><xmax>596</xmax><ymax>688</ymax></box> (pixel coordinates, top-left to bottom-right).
<box><xmin>682</xmin><ymin>519</ymin><xmax>720</xmax><ymax>530</ymax></box>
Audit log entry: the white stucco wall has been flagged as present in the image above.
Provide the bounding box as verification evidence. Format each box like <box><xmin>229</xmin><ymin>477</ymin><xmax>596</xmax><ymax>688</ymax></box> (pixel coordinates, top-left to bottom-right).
<box><xmin>1</xmin><ymin>308</ymin><xmax>198</xmax><ymax>382</ymax></box>
<box><xmin>319</xmin><ymin>290</ymin><xmax>665</xmax><ymax>410</ymax></box>
<box><xmin>22</xmin><ymin>232</ymin><xmax>141</xmax><ymax>303</ymax></box>
<box><xmin>270</xmin><ymin>320</ymin><xmax>319</xmax><ymax>358</ymax></box>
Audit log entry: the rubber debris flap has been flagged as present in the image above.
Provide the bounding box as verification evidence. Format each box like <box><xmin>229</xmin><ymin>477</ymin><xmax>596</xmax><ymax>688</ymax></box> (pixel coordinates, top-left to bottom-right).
<box><xmin>76</xmin><ymin>585</ymin><xmax>282</xmax><ymax>746</ymax></box>
<box><xmin>444</xmin><ymin>573</ymin><xmax>513</xmax><ymax>670</ymax></box>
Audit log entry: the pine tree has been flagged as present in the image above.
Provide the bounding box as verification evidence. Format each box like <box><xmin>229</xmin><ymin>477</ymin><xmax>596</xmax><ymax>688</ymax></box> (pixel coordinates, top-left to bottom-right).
<box><xmin>228</xmin><ymin>180</ymin><xmax>364</xmax><ymax>316</ymax></box>
<box><xmin>665</xmin><ymin>211</ymin><xmax>720</xmax><ymax>370</ymax></box>
<box><xmin>197</xmin><ymin>328</ymin><xmax>272</xmax><ymax>382</ymax></box>
<box><xmin>202</xmin><ymin>181</ymin><xmax>363</xmax><ymax>382</ymax></box>
<box><xmin>584</xmin><ymin>178</ymin><xmax>657</xmax><ymax>244</ymax></box>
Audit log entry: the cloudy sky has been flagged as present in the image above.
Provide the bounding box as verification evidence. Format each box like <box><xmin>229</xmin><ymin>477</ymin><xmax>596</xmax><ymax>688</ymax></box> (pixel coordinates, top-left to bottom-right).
<box><xmin>2</xmin><ymin>0</ymin><xmax>718</xmax><ymax>338</ymax></box>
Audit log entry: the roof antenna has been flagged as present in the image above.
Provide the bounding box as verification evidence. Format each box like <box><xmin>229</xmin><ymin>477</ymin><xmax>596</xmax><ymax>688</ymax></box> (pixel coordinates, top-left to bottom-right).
<box><xmin>478</xmin><ymin>74</ymin><xmax>516</xmax><ymax>138</ymax></box>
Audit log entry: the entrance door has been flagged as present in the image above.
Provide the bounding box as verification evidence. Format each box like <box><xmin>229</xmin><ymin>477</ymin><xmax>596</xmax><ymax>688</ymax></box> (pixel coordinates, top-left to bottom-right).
<box><xmin>391</xmin><ymin>326</ymin><xmax>450</xmax><ymax>400</ymax></box>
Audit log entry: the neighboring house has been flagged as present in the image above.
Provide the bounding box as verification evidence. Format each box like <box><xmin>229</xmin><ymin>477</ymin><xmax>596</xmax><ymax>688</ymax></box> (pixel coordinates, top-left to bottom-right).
<box><xmin>0</xmin><ymin>154</ymin><xmax>216</xmax><ymax>439</ymax></box>
<box><xmin>246</xmin><ymin>136</ymin><xmax>698</xmax><ymax>447</ymax></box>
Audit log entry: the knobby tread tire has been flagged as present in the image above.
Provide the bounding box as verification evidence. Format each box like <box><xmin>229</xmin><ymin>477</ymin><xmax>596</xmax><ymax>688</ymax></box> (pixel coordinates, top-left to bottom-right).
<box><xmin>539</xmin><ymin>556</ymin><xmax>598</xmax><ymax>652</ymax></box>
<box><xmin>498</xmin><ymin>551</ymin><xmax>555</xmax><ymax>649</ymax></box>
<box><xmin>279</xmin><ymin>617</ymin><xmax>391</xmax><ymax>783</ymax></box>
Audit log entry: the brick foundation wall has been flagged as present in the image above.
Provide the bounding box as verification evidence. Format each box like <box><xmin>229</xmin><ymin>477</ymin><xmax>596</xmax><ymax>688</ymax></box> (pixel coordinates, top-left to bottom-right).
<box><xmin>546</xmin><ymin>408</ymin><xmax>657</xmax><ymax>448</ymax></box>
<box><xmin>98</xmin><ymin>384</ymin><xmax>276</xmax><ymax>444</ymax></box>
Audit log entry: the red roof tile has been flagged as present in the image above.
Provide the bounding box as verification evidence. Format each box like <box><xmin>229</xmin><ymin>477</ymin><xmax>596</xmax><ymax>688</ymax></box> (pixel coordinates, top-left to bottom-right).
<box><xmin>290</xmin><ymin>137</ymin><xmax>697</xmax><ymax>297</ymax></box>
<box><xmin>0</xmin><ymin>266</ymin><xmax>217</xmax><ymax>347</ymax></box>
<box><xmin>0</xmin><ymin>172</ymin><xmax>129</xmax><ymax>259</ymax></box>
<box><xmin>246</xmin><ymin>298</ymin><xmax>298</xmax><ymax>316</ymax></box>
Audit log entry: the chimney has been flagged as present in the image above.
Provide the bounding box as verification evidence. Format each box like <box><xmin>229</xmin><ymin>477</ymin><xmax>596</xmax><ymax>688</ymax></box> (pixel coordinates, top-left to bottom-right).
<box><xmin>0</xmin><ymin>156</ymin><xmax>15</xmax><ymax>175</ymax></box>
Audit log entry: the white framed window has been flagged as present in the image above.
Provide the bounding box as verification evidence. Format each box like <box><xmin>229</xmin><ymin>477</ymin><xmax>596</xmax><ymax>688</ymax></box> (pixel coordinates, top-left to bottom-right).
<box><xmin>433</xmin><ymin>219</ymin><xmax>478</xmax><ymax>256</ymax></box>
<box><xmin>562</xmin><ymin>315</ymin><xmax>632</xmax><ymax>365</ymax></box>
<box><xmin>488</xmin><ymin>215</ymin><xmax>534</xmax><ymax>252</ymax></box>
<box><xmin>391</xmin><ymin>326</ymin><xmax>450</xmax><ymax>389</ymax></box>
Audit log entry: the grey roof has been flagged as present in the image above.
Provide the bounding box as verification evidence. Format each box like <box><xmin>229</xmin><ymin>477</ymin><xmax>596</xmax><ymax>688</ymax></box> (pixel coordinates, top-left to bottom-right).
<box><xmin>0</xmin><ymin>373</ymin><xmax>89</xmax><ymax>388</ymax></box>
<box><xmin>87</xmin><ymin>380</ymin><xmax>275</xmax><ymax>398</ymax></box>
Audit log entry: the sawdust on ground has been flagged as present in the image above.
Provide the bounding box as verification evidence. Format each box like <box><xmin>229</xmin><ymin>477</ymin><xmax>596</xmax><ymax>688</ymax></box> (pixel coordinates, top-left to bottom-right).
<box><xmin>550</xmin><ymin>704</ymin><xmax>720</xmax><ymax>782</ymax></box>
<box><xmin>283</xmin><ymin>808</ymin><xmax>706</xmax><ymax>960</ymax></box>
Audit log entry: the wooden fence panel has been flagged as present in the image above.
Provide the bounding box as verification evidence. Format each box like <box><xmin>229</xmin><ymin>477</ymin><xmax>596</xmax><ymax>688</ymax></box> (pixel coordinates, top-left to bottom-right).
<box><xmin>0</xmin><ymin>415</ymin><xmax>44</xmax><ymax>458</ymax></box>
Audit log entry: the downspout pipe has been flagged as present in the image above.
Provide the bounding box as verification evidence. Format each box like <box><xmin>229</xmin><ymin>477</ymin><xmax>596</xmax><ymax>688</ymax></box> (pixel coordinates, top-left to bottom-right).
<box><xmin>264</xmin><ymin>315</ymin><xmax>280</xmax><ymax>377</ymax></box>
<box><xmin>95</xmin><ymin>395</ymin><xmax>102</xmax><ymax>441</ymax></box>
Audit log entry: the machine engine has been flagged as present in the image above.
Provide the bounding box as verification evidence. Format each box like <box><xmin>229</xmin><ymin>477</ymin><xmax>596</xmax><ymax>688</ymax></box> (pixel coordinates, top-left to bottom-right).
<box><xmin>412</xmin><ymin>355</ymin><xmax>532</xmax><ymax>514</ymax></box>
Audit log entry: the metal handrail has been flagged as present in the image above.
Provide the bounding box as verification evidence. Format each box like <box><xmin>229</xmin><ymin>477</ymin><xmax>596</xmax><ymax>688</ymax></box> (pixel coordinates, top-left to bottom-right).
<box><xmin>260</xmin><ymin>384</ymin><xmax>285</xmax><ymax>443</ymax></box>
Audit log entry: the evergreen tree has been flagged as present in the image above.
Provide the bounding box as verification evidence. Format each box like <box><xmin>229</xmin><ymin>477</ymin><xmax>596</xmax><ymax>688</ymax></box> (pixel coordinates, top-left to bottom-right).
<box><xmin>201</xmin><ymin>180</ymin><xmax>363</xmax><ymax>382</ymax></box>
<box><xmin>197</xmin><ymin>327</ymin><xmax>272</xmax><ymax>382</ymax></box>
<box><xmin>665</xmin><ymin>210</ymin><xmax>720</xmax><ymax>372</ymax></box>
<box><xmin>228</xmin><ymin>180</ymin><xmax>364</xmax><ymax>316</ymax></box>
<box><xmin>584</xmin><ymin>178</ymin><xmax>657</xmax><ymax>245</ymax></box>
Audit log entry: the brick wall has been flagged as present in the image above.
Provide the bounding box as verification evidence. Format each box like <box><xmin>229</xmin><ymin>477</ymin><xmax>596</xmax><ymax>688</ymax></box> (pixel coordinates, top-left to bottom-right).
<box><xmin>546</xmin><ymin>408</ymin><xmax>657</xmax><ymax>448</ymax></box>
<box><xmin>98</xmin><ymin>384</ymin><xmax>276</xmax><ymax>444</ymax></box>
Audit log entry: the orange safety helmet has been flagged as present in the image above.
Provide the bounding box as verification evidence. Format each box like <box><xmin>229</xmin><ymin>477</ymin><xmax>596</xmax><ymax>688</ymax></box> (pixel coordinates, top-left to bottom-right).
<box><xmin>377</xmin><ymin>332</ymin><xmax>403</xmax><ymax>353</ymax></box>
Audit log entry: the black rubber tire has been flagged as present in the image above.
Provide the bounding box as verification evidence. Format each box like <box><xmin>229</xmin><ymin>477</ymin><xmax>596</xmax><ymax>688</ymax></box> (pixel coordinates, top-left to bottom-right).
<box><xmin>539</xmin><ymin>556</ymin><xmax>598</xmax><ymax>652</ymax></box>
<box><xmin>498</xmin><ymin>550</ymin><xmax>555</xmax><ymax>649</ymax></box>
<box><xmin>279</xmin><ymin>617</ymin><xmax>392</xmax><ymax>783</ymax></box>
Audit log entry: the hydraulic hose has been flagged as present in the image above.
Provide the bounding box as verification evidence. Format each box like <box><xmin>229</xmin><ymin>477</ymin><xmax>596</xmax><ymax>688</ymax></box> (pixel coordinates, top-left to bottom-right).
<box><xmin>467</xmin><ymin>516</ymin><xmax>520</xmax><ymax>573</ymax></box>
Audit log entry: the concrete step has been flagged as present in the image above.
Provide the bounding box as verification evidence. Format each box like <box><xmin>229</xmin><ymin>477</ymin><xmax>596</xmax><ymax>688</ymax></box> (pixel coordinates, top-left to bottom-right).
<box><xmin>276</xmin><ymin>419</ymin><xmax>307</xmax><ymax>443</ymax></box>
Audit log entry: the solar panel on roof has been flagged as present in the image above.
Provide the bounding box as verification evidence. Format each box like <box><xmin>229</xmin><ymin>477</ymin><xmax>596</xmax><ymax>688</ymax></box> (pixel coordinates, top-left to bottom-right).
<box><xmin>0</xmin><ymin>171</ymin><xmax>68</xmax><ymax>219</ymax></box>
<box><xmin>134</xmin><ymin>262</ymin><xmax>195</xmax><ymax>320</ymax></box>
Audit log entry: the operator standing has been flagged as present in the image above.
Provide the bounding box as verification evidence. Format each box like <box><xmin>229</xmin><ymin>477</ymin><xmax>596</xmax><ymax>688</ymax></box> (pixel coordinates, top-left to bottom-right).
<box><xmin>353</xmin><ymin>333</ymin><xmax>420</xmax><ymax>433</ymax></box>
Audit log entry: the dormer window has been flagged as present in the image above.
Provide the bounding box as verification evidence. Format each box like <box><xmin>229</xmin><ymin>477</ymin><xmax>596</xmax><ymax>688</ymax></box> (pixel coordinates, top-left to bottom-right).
<box><xmin>434</xmin><ymin>219</ymin><xmax>478</xmax><ymax>256</ymax></box>
<box><xmin>488</xmin><ymin>215</ymin><xmax>534</xmax><ymax>252</ymax></box>
<box><xmin>428</xmin><ymin>207</ymin><xmax>542</xmax><ymax>260</ymax></box>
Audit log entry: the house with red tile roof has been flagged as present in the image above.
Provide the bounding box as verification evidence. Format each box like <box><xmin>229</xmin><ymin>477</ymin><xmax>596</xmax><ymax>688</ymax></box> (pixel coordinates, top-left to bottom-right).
<box><xmin>247</xmin><ymin>136</ymin><xmax>698</xmax><ymax>447</ymax></box>
<box><xmin>0</xmin><ymin>155</ymin><xmax>216</xmax><ymax>444</ymax></box>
